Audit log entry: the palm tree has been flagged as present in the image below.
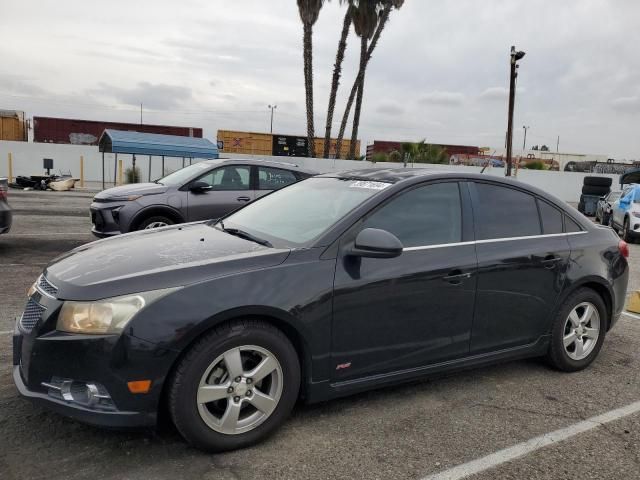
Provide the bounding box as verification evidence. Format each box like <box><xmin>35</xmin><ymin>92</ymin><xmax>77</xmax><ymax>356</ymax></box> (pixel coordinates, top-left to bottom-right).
<box><xmin>323</xmin><ymin>1</ymin><xmax>354</xmax><ymax>158</ymax></box>
<box><xmin>297</xmin><ymin>0</ymin><xmax>325</xmax><ymax>158</ymax></box>
<box><xmin>335</xmin><ymin>0</ymin><xmax>404</xmax><ymax>159</ymax></box>
<box><xmin>348</xmin><ymin>0</ymin><xmax>380</xmax><ymax>159</ymax></box>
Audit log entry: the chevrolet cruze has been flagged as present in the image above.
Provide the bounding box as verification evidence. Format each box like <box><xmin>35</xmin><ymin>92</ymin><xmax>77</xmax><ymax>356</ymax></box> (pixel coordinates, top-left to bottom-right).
<box><xmin>13</xmin><ymin>169</ymin><xmax>629</xmax><ymax>452</ymax></box>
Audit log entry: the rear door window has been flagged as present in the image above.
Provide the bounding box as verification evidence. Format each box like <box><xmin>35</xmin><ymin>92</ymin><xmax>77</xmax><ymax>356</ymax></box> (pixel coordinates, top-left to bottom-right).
<box><xmin>537</xmin><ymin>200</ymin><xmax>564</xmax><ymax>234</ymax></box>
<box><xmin>473</xmin><ymin>183</ymin><xmax>541</xmax><ymax>239</ymax></box>
<box><xmin>565</xmin><ymin>216</ymin><xmax>583</xmax><ymax>232</ymax></box>
<box><xmin>257</xmin><ymin>167</ymin><xmax>298</xmax><ymax>190</ymax></box>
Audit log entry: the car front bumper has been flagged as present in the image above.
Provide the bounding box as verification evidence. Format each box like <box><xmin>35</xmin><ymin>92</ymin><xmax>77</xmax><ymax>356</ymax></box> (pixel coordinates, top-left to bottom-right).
<box><xmin>12</xmin><ymin>294</ymin><xmax>178</xmax><ymax>429</ymax></box>
<box><xmin>90</xmin><ymin>202</ymin><xmax>128</xmax><ymax>237</ymax></box>
<box><xmin>0</xmin><ymin>206</ymin><xmax>12</xmax><ymax>234</ymax></box>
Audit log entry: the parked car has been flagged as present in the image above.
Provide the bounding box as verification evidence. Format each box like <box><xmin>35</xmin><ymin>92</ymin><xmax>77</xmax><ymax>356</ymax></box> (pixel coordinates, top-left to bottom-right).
<box><xmin>0</xmin><ymin>178</ymin><xmax>12</xmax><ymax>234</ymax></box>
<box><xmin>90</xmin><ymin>159</ymin><xmax>316</xmax><ymax>237</ymax></box>
<box><xmin>595</xmin><ymin>190</ymin><xmax>621</xmax><ymax>225</ymax></box>
<box><xmin>14</xmin><ymin>169</ymin><xmax>629</xmax><ymax>452</ymax></box>
<box><xmin>609</xmin><ymin>184</ymin><xmax>640</xmax><ymax>241</ymax></box>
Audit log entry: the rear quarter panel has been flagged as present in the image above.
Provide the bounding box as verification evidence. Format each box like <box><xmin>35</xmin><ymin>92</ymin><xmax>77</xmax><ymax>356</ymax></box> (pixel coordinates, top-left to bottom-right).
<box><xmin>565</xmin><ymin>227</ymin><xmax>628</xmax><ymax>326</ymax></box>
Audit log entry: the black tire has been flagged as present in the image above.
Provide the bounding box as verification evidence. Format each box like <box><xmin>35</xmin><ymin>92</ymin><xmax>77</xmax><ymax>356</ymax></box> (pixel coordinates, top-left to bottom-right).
<box><xmin>583</xmin><ymin>176</ymin><xmax>612</xmax><ymax>187</ymax></box>
<box><xmin>623</xmin><ymin>216</ymin><xmax>634</xmax><ymax>243</ymax></box>
<box><xmin>169</xmin><ymin>319</ymin><xmax>300</xmax><ymax>452</ymax></box>
<box><xmin>577</xmin><ymin>201</ymin><xmax>585</xmax><ymax>213</ymax></box>
<box><xmin>601</xmin><ymin>212</ymin><xmax>610</xmax><ymax>225</ymax></box>
<box><xmin>546</xmin><ymin>288</ymin><xmax>607</xmax><ymax>372</ymax></box>
<box><xmin>136</xmin><ymin>215</ymin><xmax>174</xmax><ymax>230</ymax></box>
<box><xmin>581</xmin><ymin>185</ymin><xmax>610</xmax><ymax>196</ymax></box>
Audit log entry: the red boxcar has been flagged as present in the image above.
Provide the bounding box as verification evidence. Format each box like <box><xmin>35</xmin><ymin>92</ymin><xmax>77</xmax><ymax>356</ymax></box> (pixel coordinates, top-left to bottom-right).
<box><xmin>33</xmin><ymin>117</ymin><xmax>203</xmax><ymax>145</ymax></box>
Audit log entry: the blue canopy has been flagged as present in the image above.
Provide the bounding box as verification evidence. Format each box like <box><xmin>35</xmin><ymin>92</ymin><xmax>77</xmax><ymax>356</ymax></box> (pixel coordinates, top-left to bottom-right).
<box><xmin>98</xmin><ymin>129</ymin><xmax>219</xmax><ymax>159</ymax></box>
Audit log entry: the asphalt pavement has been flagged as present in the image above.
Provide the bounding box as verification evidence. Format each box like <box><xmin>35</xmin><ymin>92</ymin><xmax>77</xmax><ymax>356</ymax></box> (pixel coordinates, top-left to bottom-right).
<box><xmin>0</xmin><ymin>189</ymin><xmax>639</xmax><ymax>480</ymax></box>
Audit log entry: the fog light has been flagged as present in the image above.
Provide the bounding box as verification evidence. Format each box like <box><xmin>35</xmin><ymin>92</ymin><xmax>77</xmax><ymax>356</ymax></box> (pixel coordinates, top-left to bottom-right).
<box><xmin>42</xmin><ymin>377</ymin><xmax>115</xmax><ymax>410</ymax></box>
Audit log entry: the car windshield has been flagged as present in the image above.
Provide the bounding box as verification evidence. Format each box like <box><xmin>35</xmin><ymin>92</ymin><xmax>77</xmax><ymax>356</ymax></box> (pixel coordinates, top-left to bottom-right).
<box><xmin>156</xmin><ymin>162</ymin><xmax>217</xmax><ymax>186</ymax></box>
<box><xmin>218</xmin><ymin>177</ymin><xmax>391</xmax><ymax>247</ymax></box>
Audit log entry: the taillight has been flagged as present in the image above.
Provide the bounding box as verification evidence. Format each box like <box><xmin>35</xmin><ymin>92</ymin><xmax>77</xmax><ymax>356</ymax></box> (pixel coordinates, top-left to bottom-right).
<box><xmin>619</xmin><ymin>240</ymin><xmax>629</xmax><ymax>258</ymax></box>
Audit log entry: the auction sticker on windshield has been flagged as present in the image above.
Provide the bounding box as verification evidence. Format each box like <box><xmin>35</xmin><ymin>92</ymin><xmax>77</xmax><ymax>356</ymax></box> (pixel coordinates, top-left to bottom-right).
<box><xmin>349</xmin><ymin>181</ymin><xmax>391</xmax><ymax>190</ymax></box>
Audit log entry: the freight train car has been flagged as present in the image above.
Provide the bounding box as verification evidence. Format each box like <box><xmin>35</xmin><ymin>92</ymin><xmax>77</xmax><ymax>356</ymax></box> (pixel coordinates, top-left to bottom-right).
<box><xmin>217</xmin><ymin>130</ymin><xmax>360</xmax><ymax>159</ymax></box>
<box><xmin>0</xmin><ymin>110</ymin><xmax>27</xmax><ymax>141</ymax></box>
<box><xmin>34</xmin><ymin>117</ymin><xmax>203</xmax><ymax>145</ymax></box>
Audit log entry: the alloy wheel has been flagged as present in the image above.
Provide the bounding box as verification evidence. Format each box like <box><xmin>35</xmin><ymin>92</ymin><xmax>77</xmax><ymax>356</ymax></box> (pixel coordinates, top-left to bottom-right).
<box><xmin>563</xmin><ymin>302</ymin><xmax>600</xmax><ymax>361</ymax></box>
<box><xmin>144</xmin><ymin>221</ymin><xmax>168</xmax><ymax>229</ymax></box>
<box><xmin>197</xmin><ymin>345</ymin><xmax>283</xmax><ymax>435</ymax></box>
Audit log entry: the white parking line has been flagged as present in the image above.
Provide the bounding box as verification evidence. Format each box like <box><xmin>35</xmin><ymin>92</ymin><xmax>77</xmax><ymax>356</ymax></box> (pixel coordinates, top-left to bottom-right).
<box><xmin>622</xmin><ymin>311</ymin><xmax>640</xmax><ymax>321</ymax></box>
<box><xmin>421</xmin><ymin>400</ymin><xmax>640</xmax><ymax>480</ymax></box>
<box><xmin>7</xmin><ymin>233</ymin><xmax>89</xmax><ymax>236</ymax></box>
<box><xmin>0</xmin><ymin>330</ymin><xmax>13</xmax><ymax>335</ymax></box>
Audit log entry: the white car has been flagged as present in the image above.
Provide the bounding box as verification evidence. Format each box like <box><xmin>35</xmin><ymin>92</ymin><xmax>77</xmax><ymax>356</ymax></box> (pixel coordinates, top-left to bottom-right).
<box><xmin>610</xmin><ymin>184</ymin><xmax>640</xmax><ymax>241</ymax></box>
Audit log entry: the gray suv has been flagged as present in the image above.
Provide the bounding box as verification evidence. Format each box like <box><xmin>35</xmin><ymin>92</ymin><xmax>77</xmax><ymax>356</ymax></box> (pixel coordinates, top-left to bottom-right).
<box><xmin>90</xmin><ymin>159</ymin><xmax>316</xmax><ymax>237</ymax></box>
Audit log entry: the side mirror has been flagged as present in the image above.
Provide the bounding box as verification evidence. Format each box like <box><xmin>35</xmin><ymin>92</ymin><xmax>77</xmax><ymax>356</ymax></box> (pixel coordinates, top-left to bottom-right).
<box><xmin>350</xmin><ymin>228</ymin><xmax>403</xmax><ymax>259</ymax></box>
<box><xmin>190</xmin><ymin>181</ymin><xmax>213</xmax><ymax>192</ymax></box>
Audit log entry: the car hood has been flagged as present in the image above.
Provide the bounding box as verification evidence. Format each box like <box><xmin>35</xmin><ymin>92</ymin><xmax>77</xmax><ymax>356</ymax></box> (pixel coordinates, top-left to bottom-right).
<box><xmin>94</xmin><ymin>183</ymin><xmax>168</xmax><ymax>199</ymax></box>
<box><xmin>44</xmin><ymin>222</ymin><xmax>291</xmax><ymax>301</ymax></box>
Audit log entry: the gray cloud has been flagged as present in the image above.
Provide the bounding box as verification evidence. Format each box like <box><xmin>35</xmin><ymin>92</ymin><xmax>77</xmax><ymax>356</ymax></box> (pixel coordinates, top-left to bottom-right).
<box><xmin>612</xmin><ymin>96</ymin><xmax>640</xmax><ymax>113</ymax></box>
<box><xmin>376</xmin><ymin>104</ymin><xmax>404</xmax><ymax>115</ymax></box>
<box><xmin>91</xmin><ymin>82</ymin><xmax>193</xmax><ymax>110</ymax></box>
<box><xmin>418</xmin><ymin>91</ymin><xmax>464</xmax><ymax>106</ymax></box>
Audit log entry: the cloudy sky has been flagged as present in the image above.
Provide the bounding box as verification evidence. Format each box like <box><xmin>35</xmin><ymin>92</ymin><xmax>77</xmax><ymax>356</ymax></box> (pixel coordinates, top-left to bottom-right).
<box><xmin>1</xmin><ymin>0</ymin><xmax>639</xmax><ymax>158</ymax></box>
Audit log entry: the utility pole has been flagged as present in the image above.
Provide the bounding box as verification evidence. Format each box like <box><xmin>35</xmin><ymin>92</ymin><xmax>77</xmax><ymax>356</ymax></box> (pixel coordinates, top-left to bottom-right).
<box><xmin>268</xmin><ymin>104</ymin><xmax>277</xmax><ymax>133</ymax></box>
<box><xmin>556</xmin><ymin>135</ymin><xmax>560</xmax><ymax>153</ymax></box>
<box><xmin>506</xmin><ymin>46</ymin><xmax>526</xmax><ymax>176</ymax></box>
<box><xmin>140</xmin><ymin>103</ymin><xmax>143</xmax><ymax>125</ymax></box>
<box><xmin>522</xmin><ymin>126</ymin><xmax>530</xmax><ymax>152</ymax></box>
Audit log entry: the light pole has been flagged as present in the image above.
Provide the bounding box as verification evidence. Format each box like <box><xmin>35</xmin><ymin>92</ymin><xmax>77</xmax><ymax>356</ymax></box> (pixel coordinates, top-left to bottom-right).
<box><xmin>268</xmin><ymin>104</ymin><xmax>277</xmax><ymax>133</ymax></box>
<box><xmin>522</xmin><ymin>125</ymin><xmax>530</xmax><ymax>152</ymax></box>
<box><xmin>506</xmin><ymin>46</ymin><xmax>526</xmax><ymax>176</ymax></box>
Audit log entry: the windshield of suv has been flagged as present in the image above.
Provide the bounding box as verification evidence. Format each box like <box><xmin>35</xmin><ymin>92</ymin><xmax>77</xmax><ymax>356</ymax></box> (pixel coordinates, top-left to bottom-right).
<box><xmin>218</xmin><ymin>177</ymin><xmax>391</xmax><ymax>246</ymax></box>
<box><xmin>156</xmin><ymin>161</ymin><xmax>218</xmax><ymax>186</ymax></box>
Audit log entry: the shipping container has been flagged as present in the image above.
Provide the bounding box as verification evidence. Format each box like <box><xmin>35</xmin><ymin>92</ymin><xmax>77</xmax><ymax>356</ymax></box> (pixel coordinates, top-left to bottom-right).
<box><xmin>0</xmin><ymin>110</ymin><xmax>27</xmax><ymax>141</ymax></box>
<box><xmin>217</xmin><ymin>129</ymin><xmax>360</xmax><ymax>158</ymax></box>
<box><xmin>33</xmin><ymin>117</ymin><xmax>203</xmax><ymax>145</ymax></box>
<box><xmin>217</xmin><ymin>130</ymin><xmax>273</xmax><ymax>156</ymax></box>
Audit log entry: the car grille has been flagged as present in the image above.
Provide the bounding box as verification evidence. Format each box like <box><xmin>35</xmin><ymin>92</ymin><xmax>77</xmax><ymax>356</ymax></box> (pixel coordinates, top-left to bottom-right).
<box><xmin>37</xmin><ymin>275</ymin><xmax>58</xmax><ymax>297</ymax></box>
<box><xmin>20</xmin><ymin>299</ymin><xmax>46</xmax><ymax>333</ymax></box>
<box><xmin>91</xmin><ymin>209</ymin><xmax>104</xmax><ymax>230</ymax></box>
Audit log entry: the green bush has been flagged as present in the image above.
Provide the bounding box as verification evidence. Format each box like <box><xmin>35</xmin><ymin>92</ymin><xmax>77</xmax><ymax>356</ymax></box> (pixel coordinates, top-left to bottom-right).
<box><xmin>125</xmin><ymin>167</ymin><xmax>141</xmax><ymax>183</ymax></box>
<box><xmin>388</xmin><ymin>150</ymin><xmax>402</xmax><ymax>163</ymax></box>
<box><xmin>372</xmin><ymin>152</ymin><xmax>388</xmax><ymax>163</ymax></box>
<box><xmin>523</xmin><ymin>161</ymin><xmax>546</xmax><ymax>170</ymax></box>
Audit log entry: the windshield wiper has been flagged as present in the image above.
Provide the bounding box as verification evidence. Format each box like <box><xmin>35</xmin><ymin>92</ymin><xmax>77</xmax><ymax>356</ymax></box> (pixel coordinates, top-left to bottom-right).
<box><xmin>218</xmin><ymin>221</ymin><xmax>273</xmax><ymax>248</ymax></box>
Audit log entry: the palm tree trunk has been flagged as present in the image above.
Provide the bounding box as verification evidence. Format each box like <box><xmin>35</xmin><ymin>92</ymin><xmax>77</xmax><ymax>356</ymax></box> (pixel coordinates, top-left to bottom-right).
<box><xmin>348</xmin><ymin>36</ymin><xmax>368</xmax><ymax>159</ymax></box>
<box><xmin>323</xmin><ymin>7</ymin><xmax>352</xmax><ymax>158</ymax></box>
<box><xmin>302</xmin><ymin>22</ymin><xmax>317</xmax><ymax>158</ymax></box>
<box><xmin>335</xmin><ymin>4</ymin><xmax>392</xmax><ymax>159</ymax></box>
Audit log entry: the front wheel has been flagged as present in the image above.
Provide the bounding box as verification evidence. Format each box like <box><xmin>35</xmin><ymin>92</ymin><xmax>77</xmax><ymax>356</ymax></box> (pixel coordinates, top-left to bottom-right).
<box><xmin>623</xmin><ymin>217</ymin><xmax>634</xmax><ymax>243</ymax></box>
<box><xmin>546</xmin><ymin>288</ymin><xmax>606</xmax><ymax>372</ymax></box>
<box><xmin>137</xmin><ymin>215</ymin><xmax>174</xmax><ymax>230</ymax></box>
<box><xmin>169</xmin><ymin>320</ymin><xmax>300</xmax><ymax>452</ymax></box>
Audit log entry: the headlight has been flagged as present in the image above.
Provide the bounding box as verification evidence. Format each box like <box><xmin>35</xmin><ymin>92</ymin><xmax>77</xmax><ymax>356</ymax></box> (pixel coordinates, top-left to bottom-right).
<box><xmin>106</xmin><ymin>195</ymin><xmax>142</xmax><ymax>202</ymax></box>
<box><xmin>56</xmin><ymin>287</ymin><xmax>178</xmax><ymax>335</ymax></box>
<box><xmin>27</xmin><ymin>281</ymin><xmax>37</xmax><ymax>298</ymax></box>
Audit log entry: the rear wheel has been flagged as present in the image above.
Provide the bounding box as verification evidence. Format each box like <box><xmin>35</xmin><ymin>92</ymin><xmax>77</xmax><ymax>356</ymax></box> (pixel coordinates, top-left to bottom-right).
<box><xmin>546</xmin><ymin>288</ymin><xmax>606</xmax><ymax>372</ymax></box>
<box><xmin>169</xmin><ymin>320</ymin><xmax>300</xmax><ymax>452</ymax></box>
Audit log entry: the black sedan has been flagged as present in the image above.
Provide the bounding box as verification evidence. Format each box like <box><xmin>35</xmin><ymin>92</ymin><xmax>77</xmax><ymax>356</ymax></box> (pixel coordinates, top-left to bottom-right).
<box><xmin>13</xmin><ymin>169</ymin><xmax>629</xmax><ymax>452</ymax></box>
<box><xmin>0</xmin><ymin>178</ymin><xmax>11</xmax><ymax>234</ymax></box>
<box><xmin>595</xmin><ymin>190</ymin><xmax>621</xmax><ymax>225</ymax></box>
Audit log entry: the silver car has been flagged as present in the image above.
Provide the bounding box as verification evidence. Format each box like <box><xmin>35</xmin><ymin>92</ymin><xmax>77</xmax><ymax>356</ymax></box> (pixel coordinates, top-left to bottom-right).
<box><xmin>90</xmin><ymin>159</ymin><xmax>316</xmax><ymax>237</ymax></box>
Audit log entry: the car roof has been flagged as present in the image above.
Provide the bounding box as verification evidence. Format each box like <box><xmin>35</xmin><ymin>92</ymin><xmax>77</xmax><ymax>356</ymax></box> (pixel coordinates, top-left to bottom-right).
<box><xmin>317</xmin><ymin>168</ymin><xmax>451</xmax><ymax>183</ymax></box>
<box><xmin>208</xmin><ymin>158</ymin><xmax>318</xmax><ymax>175</ymax></box>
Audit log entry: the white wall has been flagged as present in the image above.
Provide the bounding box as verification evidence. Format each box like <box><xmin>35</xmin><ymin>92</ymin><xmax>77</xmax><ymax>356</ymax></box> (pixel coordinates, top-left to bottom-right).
<box><xmin>0</xmin><ymin>140</ymin><xmax>621</xmax><ymax>201</ymax></box>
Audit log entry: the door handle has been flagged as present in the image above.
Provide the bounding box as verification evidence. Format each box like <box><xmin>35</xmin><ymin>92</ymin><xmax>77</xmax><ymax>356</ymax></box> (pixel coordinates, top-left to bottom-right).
<box><xmin>237</xmin><ymin>196</ymin><xmax>251</xmax><ymax>202</ymax></box>
<box><xmin>541</xmin><ymin>255</ymin><xmax>561</xmax><ymax>269</ymax></box>
<box><xmin>442</xmin><ymin>271</ymin><xmax>473</xmax><ymax>284</ymax></box>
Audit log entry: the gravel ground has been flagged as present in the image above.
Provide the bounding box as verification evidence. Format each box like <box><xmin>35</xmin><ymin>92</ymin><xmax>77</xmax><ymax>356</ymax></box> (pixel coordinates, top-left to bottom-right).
<box><xmin>0</xmin><ymin>189</ymin><xmax>639</xmax><ymax>480</ymax></box>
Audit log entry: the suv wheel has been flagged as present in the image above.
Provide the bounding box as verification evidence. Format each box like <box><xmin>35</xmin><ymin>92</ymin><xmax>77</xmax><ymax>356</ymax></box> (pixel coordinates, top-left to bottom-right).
<box><xmin>546</xmin><ymin>288</ymin><xmax>606</xmax><ymax>372</ymax></box>
<box><xmin>137</xmin><ymin>215</ymin><xmax>174</xmax><ymax>230</ymax></box>
<box><xmin>169</xmin><ymin>320</ymin><xmax>300</xmax><ymax>452</ymax></box>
